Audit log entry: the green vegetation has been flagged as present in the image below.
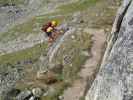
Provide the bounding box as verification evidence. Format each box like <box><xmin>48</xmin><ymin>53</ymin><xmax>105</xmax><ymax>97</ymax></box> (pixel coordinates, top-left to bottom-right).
<box><xmin>0</xmin><ymin>0</ymin><xmax>25</xmax><ymax>5</ymax></box>
<box><xmin>79</xmin><ymin>96</ymin><xmax>85</xmax><ymax>100</ymax></box>
<box><xmin>0</xmin><ymin>15</ymin><xmax>67</xmax><ymax>43</ymax></box>
<box><xmin>0</xmin><ymin>1</ymin><xmax>93</xmax><ymax>100</ymax></box>
<box><xmin>61</xmin><ymin>32</ymin><xmax>92</xmax><ymax>79</ymax></box>
<box><xmin>0</xmin><ymin>0</ymin><xmax>97</xmax><ymax>43</ymax></box>
<box><xmin>13</xmin><ymin>31</ymin><xmax>92</xmax><ymax>100</ymax></box>
<box><xmin>41</xmin><ymin>82</ymin><xmax>70</xmax><ymax>100</ymax></box>
<box><xmin>0</xmin><ymin>18</ymin><xmax>37</xmax><ymax>42</ymax></box>
<box><xmin>35</xmin><ymin>14</ymin><xmax>68</xmax><ymax>26</ymax></box>
<box><xmin>53</xmin><ymin>32</ymin><xmax>92</xmax><ymax>99</ymax></box>
<box><xmin>0</xmin><ymin>42</ymin><xmax>48</xmax><ymax>64</ymax></box>
<box><xmin>0</xmin><ymin>0</ymin><xmax>121</xmax><ymax>99</ymax></box>
<box><xmin>41</xmin><ymin>32</ymin><xmax>92</xmax><ymax>100</ymax></box>
<box><xmin>58</xmin><ymin>0</ymin><xmax>97</xmax><ymax>14</ymax></box>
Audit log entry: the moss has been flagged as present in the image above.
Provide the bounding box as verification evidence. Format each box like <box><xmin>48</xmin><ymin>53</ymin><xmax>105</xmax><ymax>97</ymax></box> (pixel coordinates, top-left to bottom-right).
<box><xmin>0</xmin><ymin>42</ymin><xmax>48</xmax><ymax>65</ymax></box>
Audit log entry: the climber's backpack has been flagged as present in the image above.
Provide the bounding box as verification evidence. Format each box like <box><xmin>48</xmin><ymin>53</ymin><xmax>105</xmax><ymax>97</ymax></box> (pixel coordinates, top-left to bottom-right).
<box><xmin>41</xmin><ymin>22</ymin><xmax>52</xmax><ymax>32</ymax></box>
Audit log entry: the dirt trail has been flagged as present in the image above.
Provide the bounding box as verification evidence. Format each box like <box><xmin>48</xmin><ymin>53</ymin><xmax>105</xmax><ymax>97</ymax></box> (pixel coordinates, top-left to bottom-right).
<box><xmin>63</xmin><ymin>28</ymin><xmax>106</xmax><ymax>100</ymax></box>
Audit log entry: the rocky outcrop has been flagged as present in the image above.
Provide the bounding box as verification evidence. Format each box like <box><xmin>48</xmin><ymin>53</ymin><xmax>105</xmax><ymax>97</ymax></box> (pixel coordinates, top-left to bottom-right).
<box><xmin>85</xmin><ymin>0</ymin><xmax>133</xmax><ymax>100</ymax></box>
<box><xmin>0</xmin><ymin>64</ymin><xmax>24</xmax><ymax>100</ymax></box>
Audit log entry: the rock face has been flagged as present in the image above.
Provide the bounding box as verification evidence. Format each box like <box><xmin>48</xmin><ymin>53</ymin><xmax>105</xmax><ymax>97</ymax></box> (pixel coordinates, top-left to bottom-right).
<box><xmin>85</xmin><ymin>0</ymin><xmax>133</xmax><ymax>100</ymax></box>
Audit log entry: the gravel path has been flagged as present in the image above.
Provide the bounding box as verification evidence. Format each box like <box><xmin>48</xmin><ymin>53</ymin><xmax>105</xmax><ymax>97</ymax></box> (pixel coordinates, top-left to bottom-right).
<box><xmin>63</xmin><ymin>28</ymin><xmax>106</xmax><ymax>100</ymax></box>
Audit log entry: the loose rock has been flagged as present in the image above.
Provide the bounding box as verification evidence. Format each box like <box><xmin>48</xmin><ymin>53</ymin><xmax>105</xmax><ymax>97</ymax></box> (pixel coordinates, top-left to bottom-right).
<box><xmin>32</xmin><ymin>88</ymin><xmax>43</xmax><ymax>97</ymax></box>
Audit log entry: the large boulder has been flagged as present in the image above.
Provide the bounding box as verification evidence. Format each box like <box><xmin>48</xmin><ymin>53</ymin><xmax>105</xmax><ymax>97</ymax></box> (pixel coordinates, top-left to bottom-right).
<box><xmin>85</xmin><ymin>0</ymin><xmax>133</xmax><ymax>100</ymax></box>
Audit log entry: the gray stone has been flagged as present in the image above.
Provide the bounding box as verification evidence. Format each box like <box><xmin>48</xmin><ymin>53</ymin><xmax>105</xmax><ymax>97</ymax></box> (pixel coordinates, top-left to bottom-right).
<box><xmin>29</xmin><ymin>96</ymin><xmax>36</xmax><ymax>100</ymax></box>
<box><xmin>16</xmin><ymin>90</ymin><xmax>32</xmax><ymax>100</ymax></box>
<box><xmin>0</xmin><ymin>64</ymin><xmax>24</xmax><ymax>99</ymax></box>
<box><xmin>32</xmin><ymin>88</ymin><xmax>43</xmax><ymax>97</ymax></box>
<box><xmin>128</xmin><ymin>17</ymin><xmax>133</xmax><ymax>25</ymax></box>
<box><xmin>85</xmin><ymin>0</ymin><xmax>133</xmax><ymax>100</ymax></box>
<box><xmin>58</xmin><ymin>95</ymin><xmax>64</xmax><ymax>100</ymax></box>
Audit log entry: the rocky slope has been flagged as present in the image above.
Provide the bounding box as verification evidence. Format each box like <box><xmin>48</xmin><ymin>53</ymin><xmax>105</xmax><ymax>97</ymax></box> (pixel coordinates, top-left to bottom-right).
<box><xmin>85</xmin><ymin>0</ymin><xmax>133</xmax><ymax>100</ymax></box>
<box><xmin>0</xmin><ymin>0</ymin><xmax>121</xmax><ymax>100</ymax></box>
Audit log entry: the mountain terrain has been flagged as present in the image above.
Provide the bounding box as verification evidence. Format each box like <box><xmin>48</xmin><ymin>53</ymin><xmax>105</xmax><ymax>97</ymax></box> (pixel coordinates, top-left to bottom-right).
<box><xmin>0</xmin><ymin>0</ymin><xmax>122</xmax><ymax>100</ymax></box>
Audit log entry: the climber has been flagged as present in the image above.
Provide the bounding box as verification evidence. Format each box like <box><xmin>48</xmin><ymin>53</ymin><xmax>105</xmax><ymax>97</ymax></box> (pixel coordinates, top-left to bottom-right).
<box><xmin>41</xmin><ymin>20</ymin><xmax>60</xmax><ymax>44</ymax></box>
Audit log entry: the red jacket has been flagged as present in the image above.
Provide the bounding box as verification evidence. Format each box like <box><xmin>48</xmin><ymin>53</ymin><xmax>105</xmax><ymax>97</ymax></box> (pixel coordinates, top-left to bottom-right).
<box><xmin>41</xmin><ymin>22</ymin><xmax>54</xmax><ymax>32</ymax></box>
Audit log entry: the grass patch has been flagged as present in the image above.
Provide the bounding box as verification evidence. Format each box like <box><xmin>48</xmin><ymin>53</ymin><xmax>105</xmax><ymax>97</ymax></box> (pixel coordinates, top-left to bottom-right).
<box><xmin>35</xmin><ymin>13</ymin><xmax>70</xmax><ymax>26</ymax></box>
<box><xmin>0</xmin><ymin>17</ymin><xmax>37</xmax><ymax>42</ymax></box>
<box><xmin>0</xmin><ymin>0</ymin><xmax>25</xmax><ymax>5</ymax></box>
<box><xmin>53</xmin><ymin>31</ymin><xmax>92</xmax><ymax>80</ymax></box>
<box><xmin>0</xmin><ymin>42</ymin><xmax>48</xmax><ymax>65</ymax></box>
<box><xmin>79</xmin><ymin>96</ymin><xmax>85</xmax><ymax>100</ymax></box>
<box><xmin>58</xmin><ymin>0</ymin><xmax>97</xmax><ymax>14</ymax></box>
<box><xmin>41</xmin><ymin>81</ymin><xmax>70</xmax><ymax>100</ymax></box>
<box><xmin>0</xmin><ymin>0</ymin><xmax>97</xmax><ymax>42</ymax></box>
<box><xmin>0</xmin><ymin>14</ymin><xmax>67</xmax><ymax>43</ymax></box>
<box><xmin>40</xmin><ymin>32</ymin><xmax>92</xmax><ymax>100</ymax></box>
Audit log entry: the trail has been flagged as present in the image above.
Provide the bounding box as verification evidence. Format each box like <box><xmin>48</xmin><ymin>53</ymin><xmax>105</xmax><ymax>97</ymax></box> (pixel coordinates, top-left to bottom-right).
<box><xmin>63</xmin><ymin>28</ymin><xmax>106</xmax><ymax>100</ymax></box>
